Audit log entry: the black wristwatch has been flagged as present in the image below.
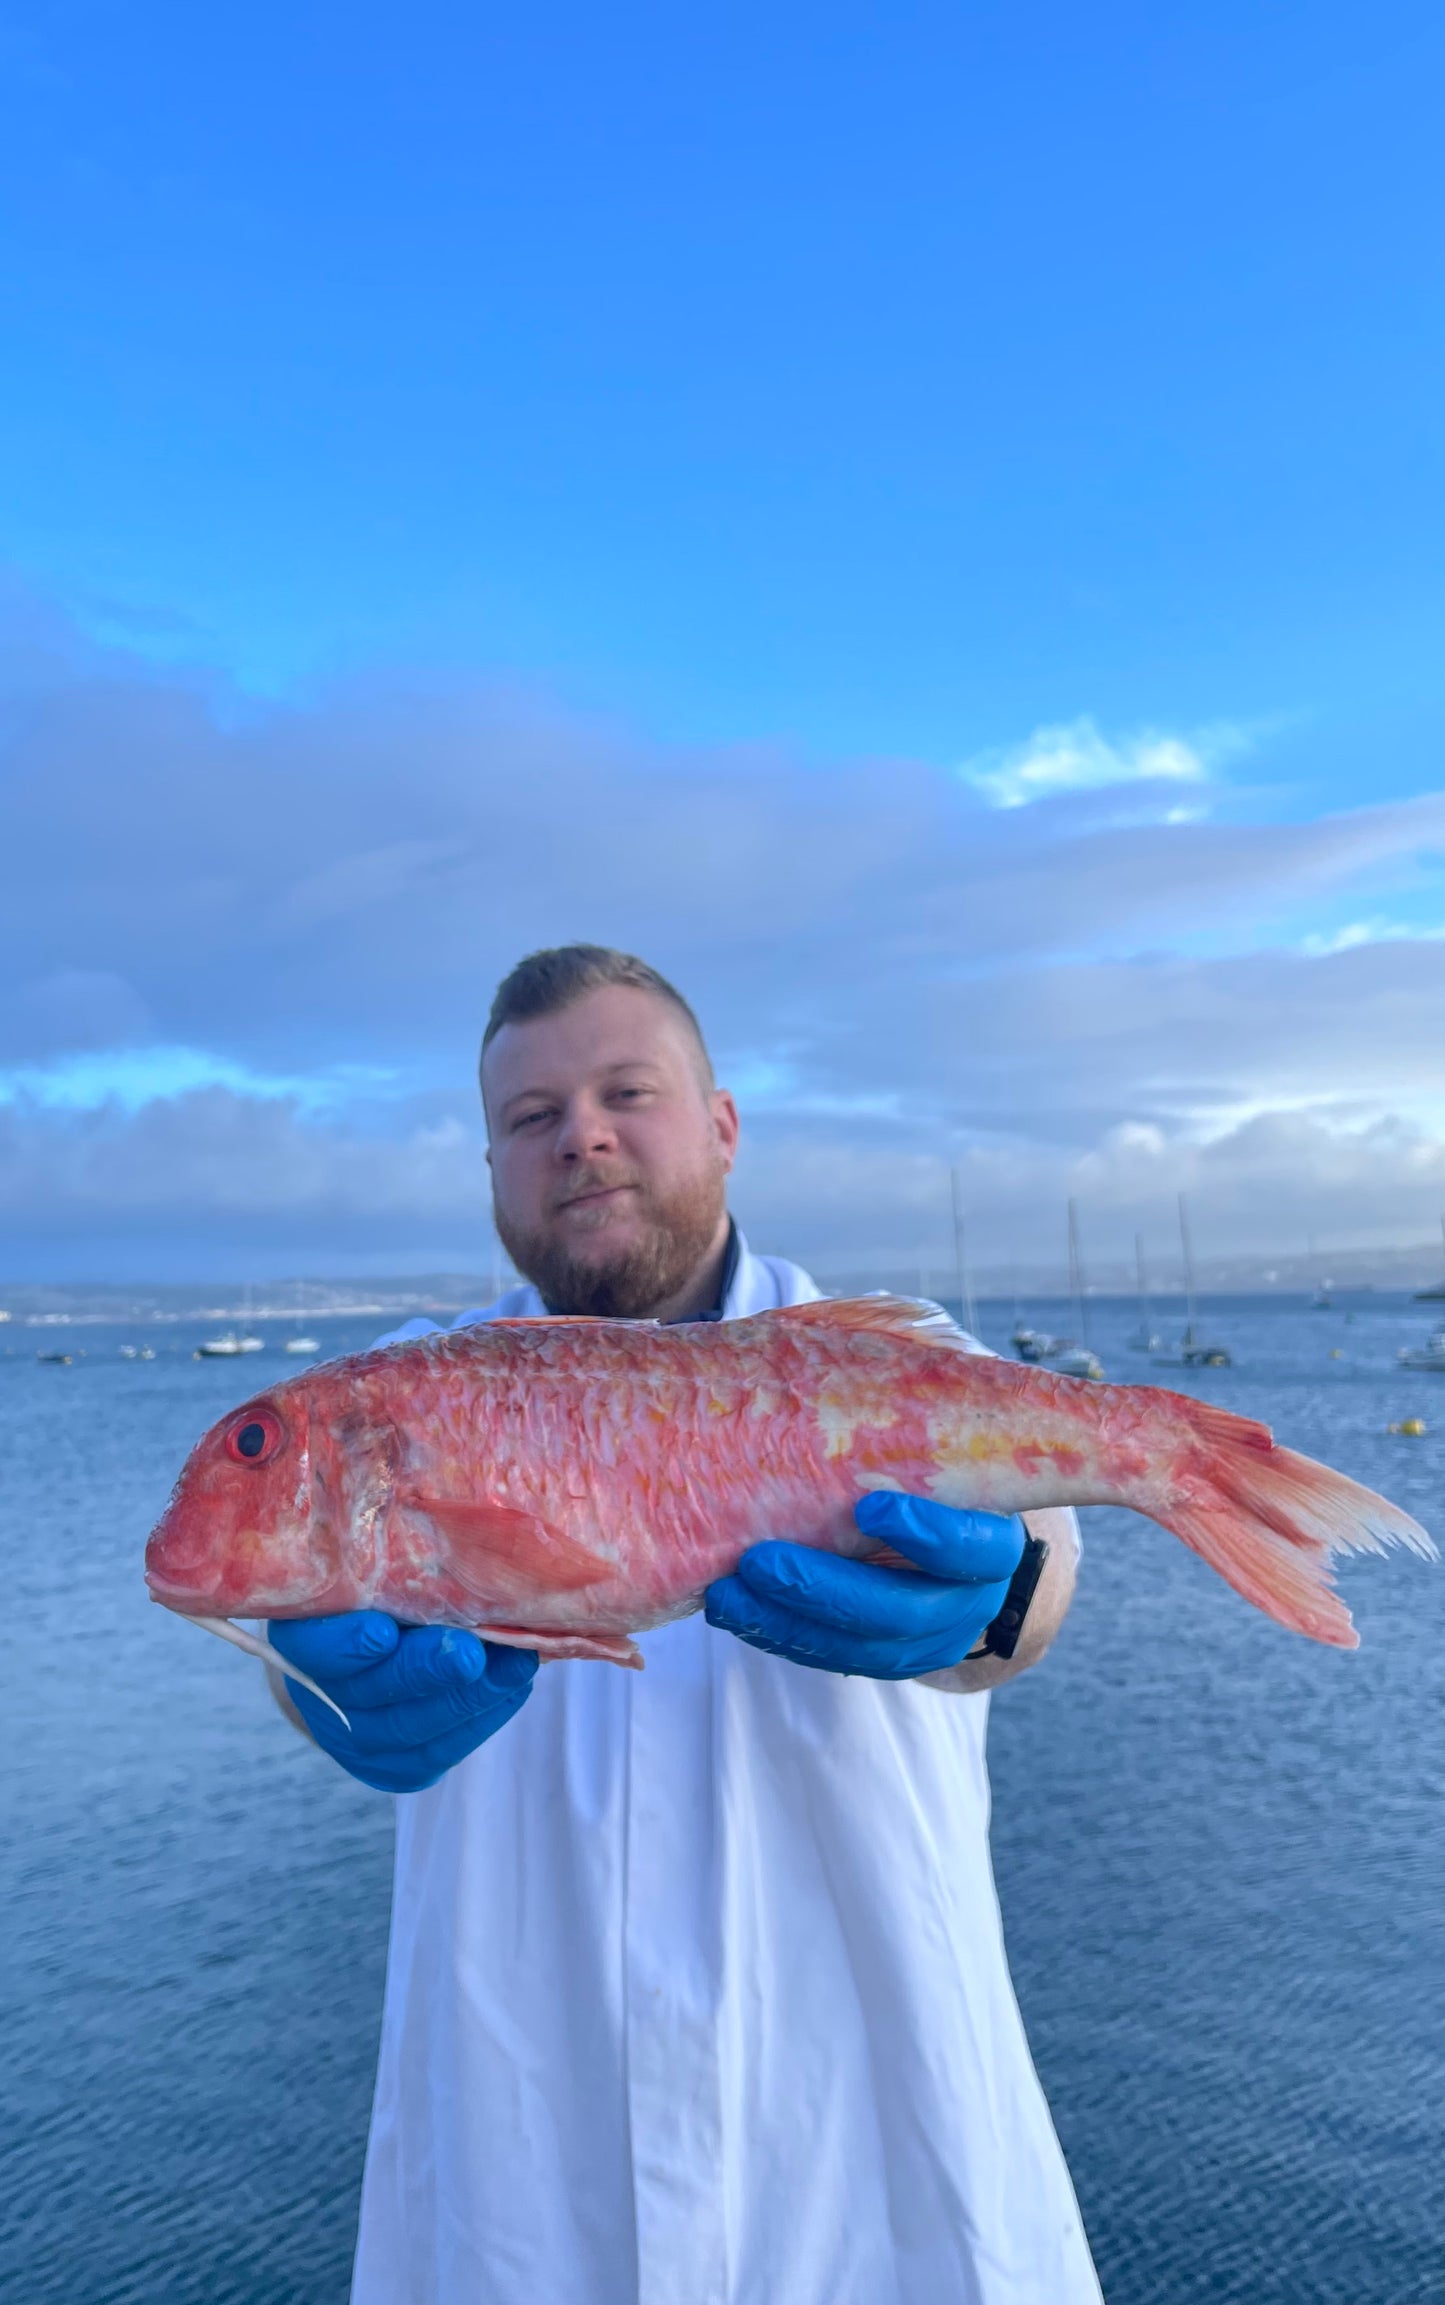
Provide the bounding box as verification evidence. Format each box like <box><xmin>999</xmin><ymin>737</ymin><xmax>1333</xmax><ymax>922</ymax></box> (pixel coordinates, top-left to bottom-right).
<box><xmin>967</xmin><ymin>1533</ymin><xmax>1050</xmax><ymax>1661</ymax></box>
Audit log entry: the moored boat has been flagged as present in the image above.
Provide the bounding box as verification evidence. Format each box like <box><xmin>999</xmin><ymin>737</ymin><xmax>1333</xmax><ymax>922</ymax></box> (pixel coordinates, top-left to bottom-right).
<box><xmin>195</xmin><ymin>1332</ymin><xmax>266</xmax><ymax>1359</ymax></box>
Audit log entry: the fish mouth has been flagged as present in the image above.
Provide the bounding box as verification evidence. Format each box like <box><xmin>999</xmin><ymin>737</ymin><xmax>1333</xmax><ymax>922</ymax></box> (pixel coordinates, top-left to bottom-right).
<box><xmin>145</xmin><ymin>1561</ymin><xmax>226</xmax><ymax>1615</ymax></box>
<box><xmin>145</xmin><ymin>1542</ymin><xmax>271</xmax><ymax>1618</ymax></box>
<box><xmin>148</xmin><ymin>1579</ymin><xmax>200</xmax><ymax>1609</ymax></box>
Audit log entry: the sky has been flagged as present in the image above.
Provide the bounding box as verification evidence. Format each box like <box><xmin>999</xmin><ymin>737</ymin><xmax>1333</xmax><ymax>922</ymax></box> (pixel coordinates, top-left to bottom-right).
<box><xmin>0</xmin><ymin>1</ymin><xmax>1442</xmax><ymax>1283</ymax></box>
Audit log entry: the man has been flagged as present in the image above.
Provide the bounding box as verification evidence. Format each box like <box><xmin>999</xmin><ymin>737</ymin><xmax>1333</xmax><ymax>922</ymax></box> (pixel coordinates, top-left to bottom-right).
<box><xmin>270</xmin><ymin>945</ymin><xmax>1102</xmax><ymax>2305</ymax></box>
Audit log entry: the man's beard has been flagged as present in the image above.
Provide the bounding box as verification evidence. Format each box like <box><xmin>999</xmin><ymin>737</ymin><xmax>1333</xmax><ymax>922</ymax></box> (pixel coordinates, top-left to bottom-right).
<box><xmin>494</xmin><ymin>1164</ymin><xmax>728</xmax><ymax>1319</ymax></box>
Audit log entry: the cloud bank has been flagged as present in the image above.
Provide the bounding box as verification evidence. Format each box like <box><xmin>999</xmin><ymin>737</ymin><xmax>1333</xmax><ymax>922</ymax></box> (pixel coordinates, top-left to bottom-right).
<box><xmin>2</xmin><ymin>589</ymin><xmax>1443</xmax><ymax>1280</ymax></box>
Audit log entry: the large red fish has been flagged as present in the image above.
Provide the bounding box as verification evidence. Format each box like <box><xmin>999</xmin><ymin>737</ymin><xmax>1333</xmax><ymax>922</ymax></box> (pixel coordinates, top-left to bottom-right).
<box><xmin>146</xmin><ymin>1297</ymin><xmax>1431</xmax><ymax>1695</ymax></box>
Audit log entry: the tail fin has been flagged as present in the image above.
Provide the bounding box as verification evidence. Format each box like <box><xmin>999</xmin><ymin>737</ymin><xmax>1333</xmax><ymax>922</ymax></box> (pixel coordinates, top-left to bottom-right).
<box><xmin>1158</xmin><ymin>1397</ymin><xmax>1434</xmax><ymax>1648</ymax></box>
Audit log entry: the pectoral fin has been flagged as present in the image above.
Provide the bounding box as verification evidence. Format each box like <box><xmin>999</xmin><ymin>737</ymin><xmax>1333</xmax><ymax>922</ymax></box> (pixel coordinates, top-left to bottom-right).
<box><xmin>408</xmin><ymin>1495</ymin><xmax>614</xmax><ymax>1598</ymax></box>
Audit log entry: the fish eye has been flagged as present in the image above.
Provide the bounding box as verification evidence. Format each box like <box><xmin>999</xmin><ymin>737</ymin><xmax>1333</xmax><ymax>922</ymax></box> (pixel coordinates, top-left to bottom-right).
<box><xmin>225</xmin><ymin>1410</ymin><xmax>284</xmax><ymax>1466</ymax></box>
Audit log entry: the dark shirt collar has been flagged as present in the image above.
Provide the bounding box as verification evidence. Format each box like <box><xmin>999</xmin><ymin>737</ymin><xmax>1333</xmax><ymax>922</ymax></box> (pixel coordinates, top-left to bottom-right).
<box><xmin>671</xmin><ymin>1217</ymin><xmax>740</xmax><ymax>1323</ymax></box>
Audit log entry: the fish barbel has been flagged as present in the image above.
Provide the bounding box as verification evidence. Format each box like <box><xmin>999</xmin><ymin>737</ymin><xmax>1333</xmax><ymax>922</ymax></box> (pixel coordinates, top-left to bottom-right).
<box><xmin>145</xmin><ymin>1296</ymin><xmax>1433</xmax><ymax>1671</ymax></box>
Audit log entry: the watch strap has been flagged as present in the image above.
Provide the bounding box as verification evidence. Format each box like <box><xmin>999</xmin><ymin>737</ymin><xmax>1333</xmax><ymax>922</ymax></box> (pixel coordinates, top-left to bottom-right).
<box><xmin>967</xmin><ymin>1532</ymin><xmax>1049</xmax><ymax>1661</ymax></box>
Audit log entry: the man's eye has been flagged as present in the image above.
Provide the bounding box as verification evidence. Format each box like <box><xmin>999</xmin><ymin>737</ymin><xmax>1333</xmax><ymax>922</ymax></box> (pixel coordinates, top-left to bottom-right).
<box><xmin>513</xmin><ymin>1108</ymin><xmax>554</xmax><ymax>1131</ymax></box>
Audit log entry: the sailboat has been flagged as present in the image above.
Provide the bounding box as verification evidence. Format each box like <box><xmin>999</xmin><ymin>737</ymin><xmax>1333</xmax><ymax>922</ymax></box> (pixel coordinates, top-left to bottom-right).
<box><xmin>283</xmin><ymin>1284</ymin><xmax>321</xmax><ymax>1355</ymax></box>
<box><xmin>1127</xmin><ymin>1233</ymin><xmax>1162</xmax><ymax>1352</ymax></box>
<box><xmin>1046</xmin><ymin>1201</ymin><xmax>1104</xmax><ymax>1379</ymax></box>
<box><xmin>1154</xmin><ymin>1195</ymin><xmax>1231</xmax><ymax>1368</ymax></box>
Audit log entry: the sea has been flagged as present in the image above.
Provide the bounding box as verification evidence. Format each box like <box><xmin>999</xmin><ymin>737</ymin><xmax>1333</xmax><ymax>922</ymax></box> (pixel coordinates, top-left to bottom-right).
<box><xmin>0</xmin><ymin>1292</ymin><xmax>1441</xmax><ymax>2305</ymax></box>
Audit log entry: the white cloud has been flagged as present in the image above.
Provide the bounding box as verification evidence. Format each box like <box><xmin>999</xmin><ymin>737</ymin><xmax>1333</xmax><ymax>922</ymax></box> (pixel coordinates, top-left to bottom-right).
<box><xmin>0</xmin><ymin>1046</ymin><xmax>397</xmax><ymax>1115</ymax></box>
<box><xmin>734</xmin><ymin>1104</ymin><xmax>1445</xmax><ymax>1276</ymax></box>
<box><xmin>1300</xmin><ymin>918</ymin><xmax>1445</xmax><ymax>957</ymax></box>
<box><xmin>957</xmin><ymin>715</ymin><xmax>1227</xmax><ymax>809</ymax></box>
<box><xmin>0</xmin><ymin>1088</ymin><xmax>491</xmax><ymax>1236</ymax></box>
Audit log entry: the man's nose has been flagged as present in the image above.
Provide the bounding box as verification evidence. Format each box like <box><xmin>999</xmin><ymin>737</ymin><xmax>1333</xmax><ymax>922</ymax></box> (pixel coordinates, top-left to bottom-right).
<box><xmin>555</xmin><ymin>1095</ymin><xmax>619</xmax><ymax>1162</ymax></box>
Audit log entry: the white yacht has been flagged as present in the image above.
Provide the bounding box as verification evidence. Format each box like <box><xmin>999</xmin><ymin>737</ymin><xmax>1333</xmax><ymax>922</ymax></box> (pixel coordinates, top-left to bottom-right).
<box><xmin>284</xmin><ymin>1334</ymin><xmax>321</xmax><ymax>1355</ymax></box>
<box><xmin>195</xmin><ymin>1331</ymin><xmax>265</xmax><ymax>1359</ymax></box>
<box><xmin>1398</xmin><ymin>1328</ymin><xmax>1445</xmax><ymax>1373</ymax></box>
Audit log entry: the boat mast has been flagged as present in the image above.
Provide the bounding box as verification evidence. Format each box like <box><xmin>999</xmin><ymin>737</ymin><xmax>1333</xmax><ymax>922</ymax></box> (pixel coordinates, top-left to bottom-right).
<box><xmin>1178</xmin><ymin>1193</ymin><xmax>1198</xmax><ymax>1346</ymax></box>
<box><xmin>1135</xmin><ymin>1232</ymin><xmax>1151</xmax><ymax>1326</ymax></box>
<box><xmin>950</xmin><ymin>1167</ymin><xmax>978</xmax><ymax>1338</ymax></box>
<box><xmin>1067</xmin><ymin>1199</ymin><xmax>1090</xmax><ymax>1346</ymax></box>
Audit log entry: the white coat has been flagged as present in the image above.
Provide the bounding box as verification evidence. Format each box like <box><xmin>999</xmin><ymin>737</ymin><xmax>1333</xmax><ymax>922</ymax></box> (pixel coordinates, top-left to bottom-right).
<box><xmin>351</xmin><ymin>1234</ymin><xmax>1102</xmax><ymax>2305</ymax></box>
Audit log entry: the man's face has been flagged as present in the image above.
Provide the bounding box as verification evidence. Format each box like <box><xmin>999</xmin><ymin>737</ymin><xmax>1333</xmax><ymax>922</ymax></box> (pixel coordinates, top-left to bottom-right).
<box><xmin>483</xmin><ymin>985</ymin><xmax>740</xmax><ymax>1318</ymax></box>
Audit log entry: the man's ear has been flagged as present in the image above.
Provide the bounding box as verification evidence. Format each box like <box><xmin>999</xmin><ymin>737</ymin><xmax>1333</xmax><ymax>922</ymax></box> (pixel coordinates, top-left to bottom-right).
<box><xmin>712</xmin><ymin>1088</ymin><xmax>741</xmax><ymax>1172</ymax></box>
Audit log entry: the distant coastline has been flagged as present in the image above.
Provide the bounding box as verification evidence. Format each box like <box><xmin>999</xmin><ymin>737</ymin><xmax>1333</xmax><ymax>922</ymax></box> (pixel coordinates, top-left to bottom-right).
<box><xmin>3</xmin><ymin>1238</ymin><xmax>1445</xmax><ymax>1324</ymax></box>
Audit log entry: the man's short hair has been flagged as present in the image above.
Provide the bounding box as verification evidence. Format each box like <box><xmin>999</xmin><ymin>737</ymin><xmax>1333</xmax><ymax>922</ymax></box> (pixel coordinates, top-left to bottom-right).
<box><xmin>481</xmin><ymin>945</ymin><xmax>714</xmax><ymax>1085</ymax></box>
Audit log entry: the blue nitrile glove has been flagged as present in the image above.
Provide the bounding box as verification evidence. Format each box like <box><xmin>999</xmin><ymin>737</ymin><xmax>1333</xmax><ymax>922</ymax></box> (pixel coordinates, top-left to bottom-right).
<box><xmin>704</xmin><ymin>1493</ymin><xmax>1025</xmax><ymax>1679</ymax></box>
<box><xmin>266</xmin><ymin>1614</ymin><xmax>538</xmax><ymax>1793</ymax></box>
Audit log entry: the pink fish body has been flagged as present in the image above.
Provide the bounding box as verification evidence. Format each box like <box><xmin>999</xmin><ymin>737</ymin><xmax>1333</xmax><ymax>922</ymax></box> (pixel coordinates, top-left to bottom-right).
<box><xmin>145</xmin><ymin>1296</ymin><xmax>1432</xmax><ymax>1664</ymax></box>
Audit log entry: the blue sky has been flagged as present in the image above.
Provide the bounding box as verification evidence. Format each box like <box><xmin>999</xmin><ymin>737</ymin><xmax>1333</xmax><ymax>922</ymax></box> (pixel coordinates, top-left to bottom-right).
<box><xmin>0</xmin><ymin>2</ymin><xmax>1442</xmax><ymax>1279</ymax></box>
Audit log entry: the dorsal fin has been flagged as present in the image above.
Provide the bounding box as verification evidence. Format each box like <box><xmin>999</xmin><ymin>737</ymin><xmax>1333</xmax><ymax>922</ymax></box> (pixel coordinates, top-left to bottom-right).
<box><xmin>757</xmin><ymin>1295</ymin><xmax>981</xmax><ymax>1351</ymax></box>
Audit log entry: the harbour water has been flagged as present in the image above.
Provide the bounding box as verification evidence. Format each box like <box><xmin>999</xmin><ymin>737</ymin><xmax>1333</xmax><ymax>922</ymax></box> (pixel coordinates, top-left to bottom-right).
<box><xmin>0</xmin><ymin>1294</ymin><xmax>1441</xmax><ymax>2303</ymax></box>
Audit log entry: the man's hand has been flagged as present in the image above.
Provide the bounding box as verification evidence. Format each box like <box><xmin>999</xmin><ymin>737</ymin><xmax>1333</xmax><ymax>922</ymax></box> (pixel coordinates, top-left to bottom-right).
<box><xmin>267</xmin><ymin>1615</ymin><xmax>538</xmax><ymax>1792</ymax></box>
<box><xmin>704</xmin><ymin>1493</ymin><xmax>1024</xmax><ymax>1679</ymax></box>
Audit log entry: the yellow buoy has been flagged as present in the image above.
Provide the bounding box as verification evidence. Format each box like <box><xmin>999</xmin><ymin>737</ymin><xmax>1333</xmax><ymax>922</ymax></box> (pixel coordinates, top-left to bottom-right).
<box><xmin>1389</xmin><ymin>1418</ymin><xmax>1427</xmax><ymax>1437</ymax></box>
<box><xmin>1328</xmin><ymin>1347</ymin><xmax>1344</xmax><ymax>1359</ymax></box>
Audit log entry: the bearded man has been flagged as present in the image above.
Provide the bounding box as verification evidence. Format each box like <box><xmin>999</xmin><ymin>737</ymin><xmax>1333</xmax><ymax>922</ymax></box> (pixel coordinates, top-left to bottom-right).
<box><xmin>269</xmin><ymin>944</ymin><xmax>1103</xmax><ymax>2305</ymax></box>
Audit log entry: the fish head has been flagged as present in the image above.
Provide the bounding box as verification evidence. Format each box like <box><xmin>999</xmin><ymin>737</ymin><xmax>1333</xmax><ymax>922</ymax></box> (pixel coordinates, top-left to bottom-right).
<box><xmin>145</xmin><ymin>1385</ymin><xmax>345</xmax><ymax>1618</ymax></box>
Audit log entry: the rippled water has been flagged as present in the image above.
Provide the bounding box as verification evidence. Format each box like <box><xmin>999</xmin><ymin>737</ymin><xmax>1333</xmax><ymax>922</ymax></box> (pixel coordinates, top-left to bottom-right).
<box><xmin>0</xmin><ymin>1296</ymin><xmax>1441</xmax><ymax>2303</ymax></box>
